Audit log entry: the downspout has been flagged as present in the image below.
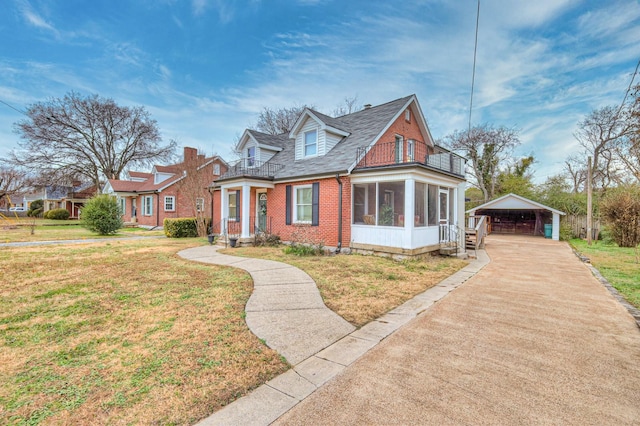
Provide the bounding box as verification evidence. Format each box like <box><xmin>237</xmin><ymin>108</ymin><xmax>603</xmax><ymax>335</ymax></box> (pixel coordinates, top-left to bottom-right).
<box><xmin>155</xmin><ymin>191</ymin><xmax>160</xmax><ymax>228</ymax></box>
<box><xmin>335</xmin><ymin>174</ymin><xmax>343</xmax><ymax>253</ymax></box>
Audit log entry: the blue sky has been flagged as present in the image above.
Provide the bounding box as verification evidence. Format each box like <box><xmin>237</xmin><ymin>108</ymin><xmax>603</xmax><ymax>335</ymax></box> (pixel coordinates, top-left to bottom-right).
<box><xmin>1</xmin><ymin>0</ymin><xmax>639</xmax><ymax>183</ymax></box>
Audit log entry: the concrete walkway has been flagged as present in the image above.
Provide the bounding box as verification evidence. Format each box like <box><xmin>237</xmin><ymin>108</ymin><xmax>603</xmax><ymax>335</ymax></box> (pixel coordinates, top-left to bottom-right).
<box><xmin>275</xmin><ymin>235</ymin><xmax>640</xmax><ymax>425</ymax></box>
<box><xmin>178</xmin><ymin>244</ymin><xmax>490</xmax><ymax>426</ymax></box>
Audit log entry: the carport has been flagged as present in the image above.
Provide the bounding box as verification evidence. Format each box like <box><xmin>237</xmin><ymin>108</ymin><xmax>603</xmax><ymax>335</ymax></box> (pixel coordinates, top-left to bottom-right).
<box><xmin>467</xmin><ymin>193</ymin><xmax>565</xmax><ymax>241</ymax></box>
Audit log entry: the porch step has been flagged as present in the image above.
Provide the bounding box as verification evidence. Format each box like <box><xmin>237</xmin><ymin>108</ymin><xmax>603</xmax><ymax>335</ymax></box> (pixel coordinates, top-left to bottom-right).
<box><xmin>439</xmin><ymin>246</ymin><xmax>458</xmax><ymax>256</ymax></box>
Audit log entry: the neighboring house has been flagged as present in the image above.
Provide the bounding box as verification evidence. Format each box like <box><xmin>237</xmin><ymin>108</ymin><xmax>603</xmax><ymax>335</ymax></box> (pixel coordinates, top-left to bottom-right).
<box><xmin>104</xmin><ymin>147</ymin><xmax>228</xmax><ymax>228</ymax></box>
<box><xmin>211</xmin><ymin>94</ymin><xmax>468</xmax><ymax>258</ymax></box>
<box><xmin>14</xmin><ymin>183</ymin><xmax>97</xmax><ymax>217</ymax></box>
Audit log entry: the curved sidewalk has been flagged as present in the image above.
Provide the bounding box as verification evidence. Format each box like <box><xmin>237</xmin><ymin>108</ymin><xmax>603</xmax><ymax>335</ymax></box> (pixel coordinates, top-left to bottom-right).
<box><xmin>178</xmin><ymin>245</ymin><xmax>490</xmax><ymax>426</ymax></box>
<box><xmin>177</xmin><ymin>245</ymin><xmax>356</xmax><ymax>365</ymax></box>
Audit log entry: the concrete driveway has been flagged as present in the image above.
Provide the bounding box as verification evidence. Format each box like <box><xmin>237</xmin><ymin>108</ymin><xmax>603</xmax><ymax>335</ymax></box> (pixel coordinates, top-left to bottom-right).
<box><xmin>275</xmin><ymin>235</ymin><xmax>640</xmax><ymax>425</ymax></box>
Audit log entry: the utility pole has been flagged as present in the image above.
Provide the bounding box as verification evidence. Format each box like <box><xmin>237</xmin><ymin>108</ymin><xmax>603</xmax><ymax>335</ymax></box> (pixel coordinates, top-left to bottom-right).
<box><xmin>587</xmin><ymin>156</ymin><xmax>593</xmax><ymax>246</ymax></box>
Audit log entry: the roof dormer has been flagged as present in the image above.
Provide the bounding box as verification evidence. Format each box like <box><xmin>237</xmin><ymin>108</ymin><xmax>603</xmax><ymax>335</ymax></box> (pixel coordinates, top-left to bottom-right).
<box><xmin>236</xmin><ymin>129</ymin><xmax>284</xmax><ymax>166</ymax></box>
<box><xmin>289</xmin><ymin>109</ymin><xmax>350</xmax><ymax>160</ymax></box>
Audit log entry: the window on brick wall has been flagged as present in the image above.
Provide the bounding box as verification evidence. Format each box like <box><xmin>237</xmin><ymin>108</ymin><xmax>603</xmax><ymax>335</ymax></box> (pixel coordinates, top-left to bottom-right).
<box><xmin>196</xmin><ymin>197</ymin><xmax>204</xmax><ymax>212</ymax></box>
<box><xmin>143</xmin><ymin>195</ymin><xmax>153</xmax><ymax>216</ymax></box>
<box><xmin>164</xmin><ymin>196</ymin><xmax>175</xmax><ymax>211</ymax></box>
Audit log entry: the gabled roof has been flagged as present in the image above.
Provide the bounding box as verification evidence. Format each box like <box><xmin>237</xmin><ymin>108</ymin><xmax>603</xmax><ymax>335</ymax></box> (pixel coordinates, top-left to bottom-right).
<box><xmin>467</xmin><ymin>193</ymin><xmax>566</xmax><ymax>215</ymax></box>
<box><xmin>239</xmin><ymin>129</ymin><xmax>286</xmax><ymax>152</ymax></box>
<box><xmin>289</xmin><ymin>109</ymin><xmax>351</xmax><ymax>138</ymax></box>
<box><xmin>107</xmin><ymin>154</ymin><xmax>225</xmax><ymax>195</ymax></box>
<box><xmin>271</xmin><ymin>95</ymin><xmax>416</xmax><ymax>180</ymax></box>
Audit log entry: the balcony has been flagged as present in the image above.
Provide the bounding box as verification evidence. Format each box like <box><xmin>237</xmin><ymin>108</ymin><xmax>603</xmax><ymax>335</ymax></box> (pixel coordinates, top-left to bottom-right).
<box><xmin>218</xmin><ymin>159</ymin><xmax>284</xmax><ymax>181</ymax></box>
<box><xmin>355</xmin><ymin>140</ymin><xmax>466</xmax><ymax>177</ymax></box>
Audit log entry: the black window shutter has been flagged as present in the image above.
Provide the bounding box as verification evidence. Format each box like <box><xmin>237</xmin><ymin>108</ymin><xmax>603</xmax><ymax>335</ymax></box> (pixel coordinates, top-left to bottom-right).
<box><xmin>235</xmin><ymin>190</ymin><xmax>241</xmax><ymax>221</ymax></box>
<box><xmin>285</xmin><ymin>185</ymin><xmax>292</xmax><ymax>225</ymax></box>
<box><xmin>312</xmin><ymin>182</ymin><xmax>319</xmax><ymax>226</ymax></box>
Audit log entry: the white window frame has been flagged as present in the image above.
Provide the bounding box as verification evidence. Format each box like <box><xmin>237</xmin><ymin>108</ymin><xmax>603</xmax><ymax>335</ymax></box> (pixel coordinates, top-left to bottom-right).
<box><xmin>196</xmin><ymin>197</ymin><xmax>205</xmax><ymax>212</ymax></box>
<box><xmin>164</xmin><ymin>196</ymin><xmax>175</xmax><ymax>212</ymax></box>
<box><xmin>214</xmin><ymin>163</ymin><xmax>221</xmax><ymax>175</ymax></box>
<box><xmin>304</xmin><ymin>130</ymin><xmax>318</xmax><ymax>157</ymax></box>
<box><xmin>143</xmin><ymin>195</ymin><xmax>153</xmax><ymax>216</ymax></box>
<box><xmin>118</xmin><ymin>197</ymin><xmax>126</xmax><ymax>215</ymax></box>
<box><xmin>247</xmin><ymin>146</ymin><xmax>256</xmax><ymax>167</ymax></box>
<box><xmin>407</xmin><ymin>139</ymin><xmax>415</xmax><ymax>162</ymax></box>
<box><xmin>405</xmin><ymin>109</ymin><xmax>411</xmax><ymax>122</ymax></box>
<box><xmin>293</xmin><ymin>184</ymin><xmax>313</xmax><ymax>223</ymax></box>
<box><xmin>228</xmin><ymin>192</ymin><xmax>237</xmax><ymax>221</ymax></box>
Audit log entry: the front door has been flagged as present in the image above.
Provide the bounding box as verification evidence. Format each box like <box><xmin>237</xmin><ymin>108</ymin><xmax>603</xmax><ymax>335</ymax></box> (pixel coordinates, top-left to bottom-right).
<box><xmin>439</xmin><ymin>189</ymin><xmax>449</xmax><ymax>243</ymax></box>
<box><xmin>257</xmin><ymin>192</ymin><xmax>267</xmax><ymax>232</ymax></box>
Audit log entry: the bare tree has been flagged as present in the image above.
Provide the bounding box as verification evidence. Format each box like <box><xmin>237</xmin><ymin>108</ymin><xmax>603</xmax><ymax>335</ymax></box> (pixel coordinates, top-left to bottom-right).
<box><xmin>574</xmin><ymin>105</ymin><xmax>634</xmax><ymax>189</ymax></box>
<box><xmin>0</xmin><ymin>166</ymin><xmax>30</xmax><ymax>208</ymax></box>
<box><xmin>175</xmin><ymin>148</ymin><xmax>213</xmax><ymax>237</ymax></box>
<box><xmin>564</xmin><ymin>155</ymin><xmax>587</xmax><ymax>193</ymax></box>
<box><xmin>9</xmin><ymin>92</ymin><xmax>176</xmax><ymax>190</ymax></box>
<box><xmin>443</xmin><ymin>124</ymin><xmax>521</xmax><ymax>202</ymax></box>
<box><xmin>332</xmin><ymin>95</ymin><xmax>361</xmax><ymax>117</ymax></box>
<box><xmin>255</xmin><ymin>104</ymin><xmax>311</xmax><ymax>135</ymax></box>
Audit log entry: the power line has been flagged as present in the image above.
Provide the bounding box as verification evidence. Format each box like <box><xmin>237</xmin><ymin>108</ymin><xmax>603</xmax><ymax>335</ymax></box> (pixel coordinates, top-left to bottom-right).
<box><xmin>615</xmin><ymin>55</ymin><xmax>640</xmax><ymax>118</ymax></box>
<box><xmin>0</xmin><ymin>99</ymin><xmax>26</xmax><ymax>115</ymax></box>
<box><xmin>468</xmin><ymin>0</ymin><xmax>480</xmax><ymax>134</ymax></box>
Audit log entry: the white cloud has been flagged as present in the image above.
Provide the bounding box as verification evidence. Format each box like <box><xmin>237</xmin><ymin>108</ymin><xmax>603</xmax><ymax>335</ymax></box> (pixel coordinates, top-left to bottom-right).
<box><xmin>17</xmin><ymin>0</ymin><xmax>60</xmax><ymax>37</ymax></box>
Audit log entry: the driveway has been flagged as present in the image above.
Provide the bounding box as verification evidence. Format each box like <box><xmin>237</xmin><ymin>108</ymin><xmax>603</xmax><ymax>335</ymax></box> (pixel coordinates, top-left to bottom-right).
<box><xmin>275</xmin><ymin>235</ymin><xmax>640</xmax><ymax>425</ymax></box>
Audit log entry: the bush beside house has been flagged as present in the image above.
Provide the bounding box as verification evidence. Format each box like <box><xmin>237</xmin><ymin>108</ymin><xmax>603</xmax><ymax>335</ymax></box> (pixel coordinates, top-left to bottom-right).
<box><xmin>164</xmin><ymin>218</ymin><xmax>200</xmax><ymax>238</ymax></box>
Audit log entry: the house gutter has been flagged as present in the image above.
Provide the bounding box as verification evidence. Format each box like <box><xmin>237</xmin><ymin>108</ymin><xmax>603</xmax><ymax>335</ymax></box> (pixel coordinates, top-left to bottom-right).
<box><xmin>335</xmin><ymin>174</ymin><xmax>343</xmax><ymax>253</ymax></box>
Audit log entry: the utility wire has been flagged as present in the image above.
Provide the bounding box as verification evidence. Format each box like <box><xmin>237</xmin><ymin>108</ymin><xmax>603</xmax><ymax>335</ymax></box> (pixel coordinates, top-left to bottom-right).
<box><xmin>468</xmin><ymin>0</ymin><xmax>480</xmax><ymax>134</ymax></box>
<box><xmin>0</xmin><ymin>99</ymin><xmax>26</xmax><ymax>115</ymax></box>
<box><xmin>615</xmin><ymin>55</ymin><xmax>640</xmax><ymax>118</ymax></box>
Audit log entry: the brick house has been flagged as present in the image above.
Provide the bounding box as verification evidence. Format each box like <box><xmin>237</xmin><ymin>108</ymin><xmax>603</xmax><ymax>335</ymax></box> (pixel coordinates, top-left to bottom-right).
<box><xmin>104</xmin><ymin>147</ymin><xmax>228</xmax><ymax>228</ymax></box>
<box><xmin>211</xmin><ymin>95</ymin><xmax>468</xmax><ymax>258</ymax></box>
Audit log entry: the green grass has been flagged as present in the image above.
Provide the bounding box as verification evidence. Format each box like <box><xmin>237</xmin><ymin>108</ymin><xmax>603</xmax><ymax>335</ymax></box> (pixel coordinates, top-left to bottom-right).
<box><xmin>570</xmin><ymin>239</ymin><xmax>640</xmax><ymax>308</ymax></box>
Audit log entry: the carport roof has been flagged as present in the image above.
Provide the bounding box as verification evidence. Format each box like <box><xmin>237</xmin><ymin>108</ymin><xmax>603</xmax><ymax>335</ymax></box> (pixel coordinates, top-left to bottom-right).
<box><xmin>466</xmin><ymin>193</ymin><xmax>565</xmax><ymax>215</ymax></box>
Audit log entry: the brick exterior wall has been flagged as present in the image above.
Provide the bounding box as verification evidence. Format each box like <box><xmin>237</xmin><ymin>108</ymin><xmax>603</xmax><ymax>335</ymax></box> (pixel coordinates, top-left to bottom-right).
<box><xmin>123</xmin><ymin>159</ymin><xmax>227</xmax><ymax>227</ymax></box>
<box><xmin>267</xmin><ymin>175</ymin><xmax>351</xmax><ymax>249</ymax></box>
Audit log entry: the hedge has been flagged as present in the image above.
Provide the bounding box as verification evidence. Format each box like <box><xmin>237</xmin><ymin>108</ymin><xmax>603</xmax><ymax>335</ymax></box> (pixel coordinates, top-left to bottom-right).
<box><xmin>164</xmin><ymin>218</ymin><xmax>198</xmax><ymax>238</ymax></box>
<box><xmin>46</xmin><ymin>208</ymin><xmax>70</xmax><ymax>220</ymax></box>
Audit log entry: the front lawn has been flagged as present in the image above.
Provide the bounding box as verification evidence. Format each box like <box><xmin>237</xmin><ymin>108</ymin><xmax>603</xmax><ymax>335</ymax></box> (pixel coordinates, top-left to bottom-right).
<box><xmin>571</xmin><ymin>239</ymin><xmax>640</xmax><ymax>308</ymax></box>
<box><xmin>0</xmin><ymin>221</ymin><xmax>165</xmax><ymax>243</ymax></box>
<box><xmin>0</xmin><ymin>239</ymin><xmax>287</xmax><ymax>425</ymax></box>
<box><xmin>222</xmin><ymin>247</ymin><xmax>468</xmax><ymax>327</ymax></box>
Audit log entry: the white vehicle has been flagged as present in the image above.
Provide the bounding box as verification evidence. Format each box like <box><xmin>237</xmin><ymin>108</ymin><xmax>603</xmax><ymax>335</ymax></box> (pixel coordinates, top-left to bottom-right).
<box><xmin>9</xmin><ymin>207</ymin><xmax>27</xmax><ymax>212</ymax></box>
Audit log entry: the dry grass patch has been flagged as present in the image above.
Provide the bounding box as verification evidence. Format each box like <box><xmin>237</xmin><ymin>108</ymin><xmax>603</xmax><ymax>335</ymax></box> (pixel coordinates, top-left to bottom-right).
<box><xmin>0</xmin><ymin>239</ymin><xmax>287</xmax><ymax>425</ymax></box>
<box><xmin>223</xmin><ymin>247</ymin><xmax>467</xmax><ymax>327</ymax></box>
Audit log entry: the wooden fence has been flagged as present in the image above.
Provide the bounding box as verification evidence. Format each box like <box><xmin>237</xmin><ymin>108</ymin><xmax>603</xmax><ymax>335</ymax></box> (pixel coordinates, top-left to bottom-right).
<box><xmin>563</xmin><ymin>214</ymin><xmax>600</xmax><ymax>239</ymax></box>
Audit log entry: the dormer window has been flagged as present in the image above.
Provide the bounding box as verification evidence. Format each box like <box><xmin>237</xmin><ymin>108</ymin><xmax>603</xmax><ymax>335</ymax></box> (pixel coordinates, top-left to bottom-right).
<box><xmin>247</xmin><ymin>146</ymin><xmax>256</xmax><ymax>167</ymax></box>
<box><xmin>304</xmin><ymin>130</ymin><xmax>317</xmax><ymax>157</ymax></box>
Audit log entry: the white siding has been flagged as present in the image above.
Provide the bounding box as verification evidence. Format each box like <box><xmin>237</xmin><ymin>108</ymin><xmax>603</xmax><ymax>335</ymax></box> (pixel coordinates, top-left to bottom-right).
<box><xmin>295</xmin><ymin>118</ymin><xmax>322</xmax><ymax>160</ymax></box>
<box><xmin>260</xmin><ymin>149</ymin><xmax>278</xmax><ymax>163</ymax></box>
<box><xmin>325</xmin><ymin>131</ymin><xmax>342</xmax><ymax>152</ymax></box>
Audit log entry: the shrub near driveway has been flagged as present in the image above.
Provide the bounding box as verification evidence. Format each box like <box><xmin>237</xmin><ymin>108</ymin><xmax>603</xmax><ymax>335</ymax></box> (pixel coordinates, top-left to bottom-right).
<box><xmin>223</xmin><ymin>247</ymin><xmax>468</xmax><ymax>327</ymax></box>
<box><xmin>0</xmin><ymin>239</ymin><xmax>287</xmax><ymax>425</ymax></box>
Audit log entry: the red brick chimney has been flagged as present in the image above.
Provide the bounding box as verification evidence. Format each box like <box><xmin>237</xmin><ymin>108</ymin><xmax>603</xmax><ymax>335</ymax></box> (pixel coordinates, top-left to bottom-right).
<box><xmin>183</xmin><ymin>147</ymin><xmax>198</xmax><ymax>163</ymax></box>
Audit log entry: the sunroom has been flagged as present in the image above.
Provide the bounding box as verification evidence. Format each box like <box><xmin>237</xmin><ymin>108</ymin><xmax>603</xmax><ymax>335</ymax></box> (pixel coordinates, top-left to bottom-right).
<box><xmin>350</xmin><ymin>170</ymin><xmax>466</xmax><ymax>257</ymax></box>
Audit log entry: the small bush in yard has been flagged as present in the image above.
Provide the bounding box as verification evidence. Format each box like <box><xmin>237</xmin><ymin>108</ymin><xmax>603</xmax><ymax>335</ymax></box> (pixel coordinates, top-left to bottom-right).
<box><xmin>81</xmin><ymin>194</ymin><xmax>123</xmax><ymax>235</ymax></box>
<box><xmin>164</xmin><ymin>218</ymin><xmax>198</xmax><ymax>238</ymax></box>
<box><xmin>46</xmin><ymin>208</ymin><xmax>70</xmax><ymax>220</ymax></box>
<box><xmin>600</xmin><ymin>184</ymin><xmax>640</xmax><ymax>248</ymax></box>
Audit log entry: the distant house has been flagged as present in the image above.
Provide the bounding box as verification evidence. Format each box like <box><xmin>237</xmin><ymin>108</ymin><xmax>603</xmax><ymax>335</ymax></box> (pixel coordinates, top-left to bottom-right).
<box><xmin>12</xmin><ymin>183</ymin><xmax>97</xmax><ymax>217</ymax></box>
<box><xmin>104</xmin><ymin>147</ymin><xmax>228</xmax><ymax>228</ymax></box>
<box><xmin>211</xmin><ymin>94</ymin><xmax>468</xmax><ymax>258</ymax></box>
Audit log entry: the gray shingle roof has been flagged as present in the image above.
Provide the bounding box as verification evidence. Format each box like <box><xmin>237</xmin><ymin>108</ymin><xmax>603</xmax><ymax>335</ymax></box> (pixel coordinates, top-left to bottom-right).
<box><xmin>248</xmin><ymin>95</ymin><xmax>414</xmax><ymax>181</ymax></box>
